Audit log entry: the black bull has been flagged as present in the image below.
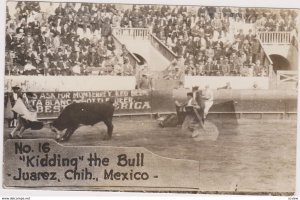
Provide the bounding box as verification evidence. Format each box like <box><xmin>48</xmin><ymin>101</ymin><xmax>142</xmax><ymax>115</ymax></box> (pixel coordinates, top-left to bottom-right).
<box><xmin>50</xmin><ymin>101</ymin><xmax>114</xmax><ymax>142</ymax></box>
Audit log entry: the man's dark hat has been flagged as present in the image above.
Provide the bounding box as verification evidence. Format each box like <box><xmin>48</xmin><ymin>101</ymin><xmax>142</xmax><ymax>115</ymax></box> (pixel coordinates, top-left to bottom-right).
<box><xmin>26</xmin><ymin>92</ymin><xmax>34</xmax><ymax>97</ymax></box>
<box><xmin>192</xmin><ymin>86</ymin><xmax>199</xmax><ymax>90</ymax></box>
<box><xmin>187</xmin><ymin>92</ymin><xmax>193</xmax><ymax>96</ymax></box>
<box><xmin>12</xmin><ymin>85</ymin><xmax>20</xmax><ymax>90</ymax></box>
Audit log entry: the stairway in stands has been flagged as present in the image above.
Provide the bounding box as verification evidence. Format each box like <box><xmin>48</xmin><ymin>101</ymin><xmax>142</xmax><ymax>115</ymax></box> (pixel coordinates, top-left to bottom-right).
<box><xmin>113</xmin><ymin>30</ymin><xmax>178</xmax><ymax>90</ymax></box>
<box><xmin>116</xmin><ymin>38</ymin><xmax>170</xmax><ymax>72</ymax></box>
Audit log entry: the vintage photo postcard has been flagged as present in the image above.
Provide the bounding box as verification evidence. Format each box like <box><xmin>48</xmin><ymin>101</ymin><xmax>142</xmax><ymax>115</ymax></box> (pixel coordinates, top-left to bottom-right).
<box><xmin>2</xmin><ymin>0</ymin><xmax>299</xmax><ymax>196</ymax></box>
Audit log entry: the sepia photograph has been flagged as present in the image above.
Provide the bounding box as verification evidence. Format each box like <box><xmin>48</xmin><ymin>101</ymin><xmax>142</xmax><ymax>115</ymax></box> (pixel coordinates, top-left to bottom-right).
<box><xmin>1</xmin><ymin>0</ymin><xmax>299</xmax><ymax>196</ymax></box>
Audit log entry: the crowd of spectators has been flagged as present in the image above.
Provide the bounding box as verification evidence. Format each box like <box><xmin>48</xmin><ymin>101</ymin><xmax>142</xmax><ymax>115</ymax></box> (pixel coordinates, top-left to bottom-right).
<box><xmin>117</xmin><ymin>6</ymin><xmax>298</xmax><ymax>32</ymax></box>
<box><xmin>5</xmin><ymin>2</ymin><xmax>298</xmax><ymax>77</ymax></box>
<box><xmin>115</xmin><ymin>5</ymin><xmax>297</xmax><ymax>78</ymax></box>
<box><xmin>5</xmin><ymin>2</ymin><xmax>134</xmax><ymax>76</ymax></box>
<box><xmin>254</xmin><ymin>9</ymin><xmax>298</xmax><ymax>32</ymax></box>
<box><xmin>128</xmin><ymin>6</ymin><xmax>272</xmax><ymax>77</ymax></box>
<box><xmin>114</xmin><ymin>5</ymin><xmax>297</xmax><ymax>79</ymax></box>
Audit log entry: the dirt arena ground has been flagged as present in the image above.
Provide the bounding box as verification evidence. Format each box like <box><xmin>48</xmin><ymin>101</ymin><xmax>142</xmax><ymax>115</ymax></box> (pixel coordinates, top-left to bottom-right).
<box><xmin>3</xmin><ymin>117</ymin><xmax>297</xmax><ymax>194</ymax></box>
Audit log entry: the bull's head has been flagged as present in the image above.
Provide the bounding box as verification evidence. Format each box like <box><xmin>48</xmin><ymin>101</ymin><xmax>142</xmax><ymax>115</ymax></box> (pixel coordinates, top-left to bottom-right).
<box><xmin>108</xmin><ymin>97</ymin><xmax>115</xmax><ymax>104</ymax></box>
<box><xmin>47</xmin><ymin>122</ymin><xmax>64</xmax><ymax>140</ymax></box>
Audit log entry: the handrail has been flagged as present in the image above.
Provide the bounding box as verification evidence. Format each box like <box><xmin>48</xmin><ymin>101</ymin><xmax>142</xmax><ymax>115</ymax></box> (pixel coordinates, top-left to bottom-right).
<box><xmin>257</xmin><ymin>37</ymin><xmax>273</xmax><ymax>66</ymax></box>
<box><xmin>258</xmin><ymin>31</ymin><xmax>294</xmax><ymax>34</ymax></box>
<box><xmin>257</xmin><ymin>31</ymin><xmax>292</xmax><ymax>44</ymax></box>
<box><xmin>112</xmin><ymin>27</ymin><xmax>178</xmax><ymax>62</ymax></box>
<box><xmin>113</xmin><ymin>27</ymin><xmax>151</xmax><ymax>30</ymax></box>
<box><xmin>100</xmin><ymin>20</ymin><xmax>142</xmax><ymax>65</ymax></box>
<box><xmin>112</xmin><ymin>27</ymin><xmax>150</xmax><ymax>40</ymax></box>
<box><xmin>149</xmin><ymin>33</ymin><xmax>178</xmax><ymax>62</ymax></box>
<box><xmin>111</xmin><ymin>33</ymin><xmax>143</xmax><ymax>88</ymax></box>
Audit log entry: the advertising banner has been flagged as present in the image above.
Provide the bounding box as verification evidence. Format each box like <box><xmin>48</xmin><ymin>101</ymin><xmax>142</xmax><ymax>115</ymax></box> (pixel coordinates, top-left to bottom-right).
<box><xmin>6</xmin><ymin>90</ymin><xmax>152</xmax><ymax>119</ymax></box>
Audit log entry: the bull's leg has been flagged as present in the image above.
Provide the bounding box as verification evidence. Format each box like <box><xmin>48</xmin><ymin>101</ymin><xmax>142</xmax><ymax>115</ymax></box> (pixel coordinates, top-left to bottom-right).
<box><xmin>59</xmin><ymin>125</ymin><xmax>79</xmax><ymax>142</ymax></box>
<box><xmin>10</xmin><ymin>116</ymin><xmax>27</xmax><ymax>138</ymax></box>
<box><xmin>103</xmin><ymin>119</ymin><xmax>113</xmax><ymax>140</ymax></box>
<box><xmin>16</xmin><ymin>126</ymin><xmax>27</xmax><ymax>138</ymax></box>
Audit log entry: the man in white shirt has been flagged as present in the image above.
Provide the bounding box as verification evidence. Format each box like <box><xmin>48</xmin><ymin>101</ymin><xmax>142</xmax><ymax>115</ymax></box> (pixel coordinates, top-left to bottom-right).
<box><xmin>186</xmin><ymin>92</ymin><xmax>199</xmax><ymax>108</ymax></box>
<box><xmin>201</xmin><ymin>84</ymin><xmax>214</xmax><ymax>120</ymax></box>
<box><xmin>172</xmin><ymin>82</ymin><xmax>188</xmax><ymax>125</ymax></box>
<box><xmin>8</xmin><ymin>86</ymin><xmax>20</xmax><ymax>128</ymax></box>
<box><xmin>23</xmin><ymin>60</ymin><xmax>36</xmax><ymax>75</ymax></box>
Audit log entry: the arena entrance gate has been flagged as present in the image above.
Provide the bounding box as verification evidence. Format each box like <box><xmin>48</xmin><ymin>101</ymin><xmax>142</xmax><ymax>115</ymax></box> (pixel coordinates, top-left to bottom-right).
<box><xmin>276</xmin><ymin>70</ymin><xmax>298</xmax><ymax>89</ymax></box>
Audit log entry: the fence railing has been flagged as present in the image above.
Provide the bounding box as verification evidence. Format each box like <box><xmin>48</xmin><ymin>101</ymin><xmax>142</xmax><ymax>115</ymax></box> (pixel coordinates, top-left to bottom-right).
<box><xmin>276</xmin><ymin>70</ymin><xmax>298</xmax><ymax>88</ymax></box>
<box><xmin>112</xmin><ymin>27</ymin><xmax>178</xmax><ymax>62</ymax></box>
<box><xmin>112</xmin><ymin>28</ymin><xmax>150</xmax><ymax>40</ymax></box>
<box><xmin>258</xmin><ymin>32</ymin><xmax>292</xmax><ymax>44</ymax></box>
<box><xmin>149</xmin><ymin>33</ymin><xmax>178</xmax><ymax>62</ymax></box>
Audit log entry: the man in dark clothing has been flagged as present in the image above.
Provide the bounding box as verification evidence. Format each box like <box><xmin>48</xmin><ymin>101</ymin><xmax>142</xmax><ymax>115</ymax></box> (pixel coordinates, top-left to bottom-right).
<box><xmin>172</xmin><ymin>82</ymin><xmax>188</xmax><ymax>125</ymax></box>
<box><xmin>101</xmin><ymin>19</ymin><xmax>112</xmax><ymax>37</ymax></box>
<box><xmin>6</xmin><ymin>30</ymin><xmax>15</xmax><ymax>51</ymax></box>
<box><xmin>8</xmin><ymin>86</ymin><xmax>21</xmax><ymax>128</ymax></box>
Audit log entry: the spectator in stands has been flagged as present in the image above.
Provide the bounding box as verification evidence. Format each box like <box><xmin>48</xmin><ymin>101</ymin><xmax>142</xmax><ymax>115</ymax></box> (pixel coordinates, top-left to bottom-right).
<box><xmin>105</xmin><ymin>35</ymin><xmax>116</xmax><ymax>51</ymax></box>
<box><xmin>113</xmin><ymin>64</ymin><xmax>123</xmax><ymax>75</ymax></box>
<box><xmin>255</xmin><ymin>60</ymin><xmax>269</xmax><ymax>77</ymax></box>
<box><xmin>138</xmin><ymin>73</ymin><xmax>152</xmax><ymax>89</ymax></box>
<box><xmin>122</xmin><ymin>57</ymin><xmax>134</xmax><ymax>76</ymax></box>
<box><xmin>201</xmin><ymin>84</ymin><xmax>214</xmax><ymax>121</ymax></box>
<box><xmin>23</xmin><ymin>60</ymin><xmax>36</xmax><ymax>75</ymax></box>
<box><xmin>71</xmin><ymin>62</ymin><xmax>82</xmax><ymax>75</ymax></box>
<box><xmin>185</xmin><ymin>60</ymin><xmax>196</xmax><ymax>76</ymax></box>
<box><xmin>6</xmin><ymin>29</ymin><xmax>15</xmax><ymax>51</ymax></box>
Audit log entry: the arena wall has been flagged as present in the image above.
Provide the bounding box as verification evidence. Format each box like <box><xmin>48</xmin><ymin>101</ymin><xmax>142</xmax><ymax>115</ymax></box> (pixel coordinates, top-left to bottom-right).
<box><xmin>4</xmin><ymin>89</ymin><xmax>297</xmax><ymax>120</ymax></box>
<box><xmin>184</xmin><ymin>76</ymin><xmax>270</xmax><ymax>89</ymax></box>
<box><xmin>4</xmin><ymin>76</ymin><xmax>137</xmax><ymax>92</ymax></box>
<box><xmin>152</xmin><ymin>89</ymin><xmax>297</xmax><ymax>114</ymax></box>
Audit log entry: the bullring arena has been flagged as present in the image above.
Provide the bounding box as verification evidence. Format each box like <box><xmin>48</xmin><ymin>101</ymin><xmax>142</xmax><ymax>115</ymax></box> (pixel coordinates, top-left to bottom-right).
<box><xmin>3</xmin><ymin>1</ymin><xmax>299</xmax><ymax>195</ymax></box>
